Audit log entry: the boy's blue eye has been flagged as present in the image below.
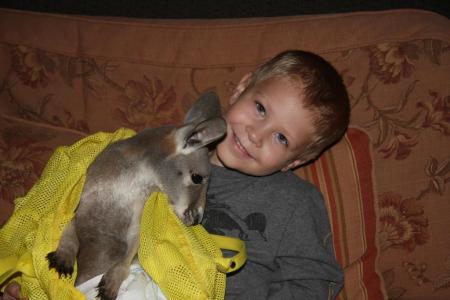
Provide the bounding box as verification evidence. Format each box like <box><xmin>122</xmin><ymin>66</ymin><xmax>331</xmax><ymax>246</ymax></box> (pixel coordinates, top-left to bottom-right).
<box><xmin>255</xmin><ymin>101</ymin><xmax>266</xmax><ymax>116</ymax></box>
<box><xmin>276</xmin><ymin>133</ymin><xmax>289</xmax><ymax>146</ymax></box>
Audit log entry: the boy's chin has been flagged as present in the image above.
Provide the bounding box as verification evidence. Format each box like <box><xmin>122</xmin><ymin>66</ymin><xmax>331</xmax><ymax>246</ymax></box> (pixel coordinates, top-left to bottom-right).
<box><xmin>222</xmin><ymin>159</ymin><xmax>279</xmax><ymax>177</ymax></box>
<box><xmin>214</xmin><ymin>149</ymin><xmax>281</xmax><ymax>176</ymax></box>
<box><xmin>238</xmin><ymin>167</ymin><xmax>280</xmax><ymax>177</ymax></box>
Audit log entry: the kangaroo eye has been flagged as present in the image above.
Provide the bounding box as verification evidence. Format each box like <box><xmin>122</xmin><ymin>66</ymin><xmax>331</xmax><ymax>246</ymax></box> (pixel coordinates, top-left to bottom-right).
<box><xmin>191</xmin><ymin>173</ymin><xmax>204</xmax><ymax>184</ymax></box>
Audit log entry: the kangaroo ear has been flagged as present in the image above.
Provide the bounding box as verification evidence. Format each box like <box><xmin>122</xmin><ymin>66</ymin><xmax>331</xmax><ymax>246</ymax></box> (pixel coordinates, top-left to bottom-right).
<box><xmin>176</xmin><ymin>117</ymin><xmax>227</xmax><ymax>154</ymax></box>
<box><xmin>184</xmin><ymin>91</ymin><xmax>222</xmax><ymax>124</ymax></box>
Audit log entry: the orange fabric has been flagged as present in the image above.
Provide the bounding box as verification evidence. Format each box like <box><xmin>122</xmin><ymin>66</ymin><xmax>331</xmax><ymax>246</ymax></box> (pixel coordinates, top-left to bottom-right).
<box><xmin>1</xmin><ymin>8</ymin><xmax>450</xmax><ymax>299</ymax></box>
<box><xmin>296</xmin><ymin>127</ymin><xmax>386</xmax><ymax>299</ymax></box>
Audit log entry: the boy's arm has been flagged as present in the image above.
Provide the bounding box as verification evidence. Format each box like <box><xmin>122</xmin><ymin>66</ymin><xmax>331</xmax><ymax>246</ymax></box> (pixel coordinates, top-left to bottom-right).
<box><xmin>267</xmin><ymin>191</ymin><xmax>344</xmax><ymax>299</ymax></box>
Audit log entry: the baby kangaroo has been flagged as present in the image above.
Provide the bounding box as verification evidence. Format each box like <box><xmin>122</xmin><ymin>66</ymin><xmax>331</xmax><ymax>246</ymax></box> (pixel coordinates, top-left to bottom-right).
<box><xmin>46</xmin><ymin>91</ymin><xmax>227</xmax><ymax>300</ymax></box>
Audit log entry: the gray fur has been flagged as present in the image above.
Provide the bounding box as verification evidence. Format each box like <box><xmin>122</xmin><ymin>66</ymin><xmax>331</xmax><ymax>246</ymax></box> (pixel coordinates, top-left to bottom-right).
<box><xmin>47</xmin><ymin>91</ymin><xmax>227</xmax><ymax>300</ymax></box>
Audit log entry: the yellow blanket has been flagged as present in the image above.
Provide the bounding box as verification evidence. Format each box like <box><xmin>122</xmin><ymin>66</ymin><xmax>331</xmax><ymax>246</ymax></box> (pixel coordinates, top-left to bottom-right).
<box><xmin>0</xmin><ymin>128</ymin><xmax>246</xmax><ymax>300</ymax></box>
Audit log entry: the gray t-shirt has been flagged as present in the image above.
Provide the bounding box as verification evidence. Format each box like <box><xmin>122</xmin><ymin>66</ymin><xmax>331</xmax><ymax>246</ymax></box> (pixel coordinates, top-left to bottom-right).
<box><xmin>202</xmin><ymin>165</ymin><xmax>344</xmax><ymax>299</ymax></box>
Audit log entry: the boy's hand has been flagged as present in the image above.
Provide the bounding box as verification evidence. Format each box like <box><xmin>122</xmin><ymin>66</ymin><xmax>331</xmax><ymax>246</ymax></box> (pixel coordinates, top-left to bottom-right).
<box><xmin>0</xmin><ymin>282</ymin><xmax>26</xmax><ymax>300</ymax></box>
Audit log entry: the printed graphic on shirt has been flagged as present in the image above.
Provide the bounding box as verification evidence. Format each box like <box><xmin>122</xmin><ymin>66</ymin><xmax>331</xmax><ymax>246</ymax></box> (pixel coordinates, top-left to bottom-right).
<box><xmin>202</xmin><ymin>195</ymin><xmax>267</xmax><ymax>241</ymax></box>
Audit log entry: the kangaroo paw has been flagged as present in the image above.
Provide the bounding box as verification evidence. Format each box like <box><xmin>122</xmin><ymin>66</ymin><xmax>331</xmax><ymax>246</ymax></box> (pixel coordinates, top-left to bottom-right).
<box><xmin>96</xmin><ymin>263</ymin><xmax>130</xmax><ymax>300</ymax></box>
<box><xmin>96</xmin><ymin>276</ymin><xmax>118</xmax><ymax>300</ymax></box>
<box><xmin>46</xmin><ymin>251</ymin><xmax>74</xmax><ymax>277</ymax></box>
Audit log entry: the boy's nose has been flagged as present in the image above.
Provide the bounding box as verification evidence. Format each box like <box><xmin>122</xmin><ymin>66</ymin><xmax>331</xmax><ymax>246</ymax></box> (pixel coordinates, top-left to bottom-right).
<box><xmin>246</xmin><ymin>125</ymin><xmax>263</xmax><ymax>148</ymax></box>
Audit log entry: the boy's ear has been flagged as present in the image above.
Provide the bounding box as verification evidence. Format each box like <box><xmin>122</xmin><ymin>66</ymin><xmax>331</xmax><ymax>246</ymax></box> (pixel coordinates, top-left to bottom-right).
<box><xmin>230</xmin><ymin>72</ymin><xmax>253</xmax><ymax>104</ymax></box>
<box><xmin>281</xmin><ymin>159</ymin><xmax>304</xmax><ymax>172</ymax></box>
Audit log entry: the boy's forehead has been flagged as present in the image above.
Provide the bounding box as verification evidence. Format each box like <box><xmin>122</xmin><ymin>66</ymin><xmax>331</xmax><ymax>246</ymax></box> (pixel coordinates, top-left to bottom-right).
<box><xmin>254</xmin><ymin>75</ymin><xmax>305</xmax><ymax>93</ymax></box>
<box><xmin>253</xmin><ymin>76</ymin><xmax>305</xmax><ymax>103</ymax></box>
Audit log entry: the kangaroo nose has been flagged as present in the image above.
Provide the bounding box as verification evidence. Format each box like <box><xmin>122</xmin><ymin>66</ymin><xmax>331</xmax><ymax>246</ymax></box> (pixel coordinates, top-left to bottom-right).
<box><xmin>193</xmin><ymin>209</ymin><xmax>204</xmax><ymax>225</ymax></box>
<box><xmin>192</xmin><ymin>214</ymin><xmax>201</xmax><ymax>225</ymax></box>
<box><xmin>183</xmin><ymin>208</ymin><xmax>204</xmax><ymax>226</ymax></box>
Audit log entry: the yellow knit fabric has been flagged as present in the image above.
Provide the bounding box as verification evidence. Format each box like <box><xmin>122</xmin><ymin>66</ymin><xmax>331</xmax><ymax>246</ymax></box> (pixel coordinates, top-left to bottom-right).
<box><xmin>0</xmin><ymin>128</ymin><xmax>246</xmax><ymax>300</ymax></box>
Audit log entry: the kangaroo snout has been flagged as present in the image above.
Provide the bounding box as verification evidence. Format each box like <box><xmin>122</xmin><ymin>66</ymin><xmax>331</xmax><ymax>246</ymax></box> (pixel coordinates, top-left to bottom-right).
<box><xmin>167</xmin><ymin>172</ymin><xmax>209</xmax><ymax>226</ymax></box>
<box><xmin>171</xmin><ymin>198</ymin><xmax>204</xmax><ymax>226</ymax></box>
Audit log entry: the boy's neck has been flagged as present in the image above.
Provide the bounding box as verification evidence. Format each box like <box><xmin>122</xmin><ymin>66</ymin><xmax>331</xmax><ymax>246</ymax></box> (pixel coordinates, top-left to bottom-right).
<box><xmin>209</xmin><ymin>150</ymin><xmax>223</xmax><ymax>167</ymax></box>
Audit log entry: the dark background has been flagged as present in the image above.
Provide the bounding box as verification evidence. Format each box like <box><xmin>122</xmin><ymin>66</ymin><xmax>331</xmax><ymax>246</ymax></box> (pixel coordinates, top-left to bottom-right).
<box><xmin>0</xmin><ymin>0</ymin><xmax>449</xmax><ymax>19</ymax></box>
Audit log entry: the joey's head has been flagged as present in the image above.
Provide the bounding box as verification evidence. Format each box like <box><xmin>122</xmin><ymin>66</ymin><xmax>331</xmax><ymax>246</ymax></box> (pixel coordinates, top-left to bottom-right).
<box><xmin>153</xmin><ymin>92</ymin><xmax>226</xmax><ymax>225</ymax></box>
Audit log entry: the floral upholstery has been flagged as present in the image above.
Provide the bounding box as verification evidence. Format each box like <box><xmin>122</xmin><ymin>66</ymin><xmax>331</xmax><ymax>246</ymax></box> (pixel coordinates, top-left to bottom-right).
<box><xmin>1</xmin><ymin>8</ymin><xmax>449</xmax><ymax>299</ymax></box>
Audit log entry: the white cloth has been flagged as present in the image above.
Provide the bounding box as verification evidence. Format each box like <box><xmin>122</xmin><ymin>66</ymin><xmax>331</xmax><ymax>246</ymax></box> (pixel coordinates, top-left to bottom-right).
<box><xmin>76</xmin><ymin>262</ymin><xmax>167</xmax><ymax>300</ymax></box>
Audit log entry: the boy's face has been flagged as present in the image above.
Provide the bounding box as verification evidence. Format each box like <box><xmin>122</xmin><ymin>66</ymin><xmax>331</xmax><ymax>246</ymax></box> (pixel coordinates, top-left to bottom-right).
<box><xmin>211</xmin><ymin>75</ymin><xmax>315</xmax><ymax>176</ymax></box>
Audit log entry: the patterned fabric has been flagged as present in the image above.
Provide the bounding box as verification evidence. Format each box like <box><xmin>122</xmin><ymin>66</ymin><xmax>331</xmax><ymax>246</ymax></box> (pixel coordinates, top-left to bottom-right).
<box><xmin>1</xmin><ymin>8</ymin><xmax>449</xmax><ymax>299</ymax></box>
<box><xmin>297</xmin><ymin>127</ymin><xmax>384</xmax><ymax>299</ymax></box>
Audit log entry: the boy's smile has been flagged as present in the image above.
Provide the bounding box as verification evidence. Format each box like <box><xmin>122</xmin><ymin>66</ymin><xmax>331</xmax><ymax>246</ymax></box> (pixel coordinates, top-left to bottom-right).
<box><xmin>231</xmin><ymin>131</ymin><xmax>253</xmax><ymax>158</ymax></box>
<box><xmin>211</xmin><ymin>76</ymin><xmax>315</xmax><ymax>176</ymax></box>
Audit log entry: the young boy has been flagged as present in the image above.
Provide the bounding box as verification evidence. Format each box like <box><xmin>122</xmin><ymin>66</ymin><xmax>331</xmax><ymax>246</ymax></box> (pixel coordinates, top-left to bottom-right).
<box><xmin>202</xmin><ymin>49</ymin><xmax>349</xmax><ymax>299</ymax></box>
<box><xmin>1</xmin><ymin>50</ymin><xmax>349</xmax><ymax>300</ymax></box>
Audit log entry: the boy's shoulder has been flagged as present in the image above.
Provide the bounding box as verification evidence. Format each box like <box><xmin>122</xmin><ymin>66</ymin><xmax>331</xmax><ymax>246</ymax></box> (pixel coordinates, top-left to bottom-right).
<box><xmin>209</xmin><ymin>165</ymin><xmax>323</xmax><ymax>207</ymax></box>
<box><xmin>247</xmin><ymin>169</ymin><xmax>324</xmax><ymax>210</ymax></box>
<box><xmin>264</xmin><ymin>170</ymin><xmax>321</xmax><ymax>198</ymax></box>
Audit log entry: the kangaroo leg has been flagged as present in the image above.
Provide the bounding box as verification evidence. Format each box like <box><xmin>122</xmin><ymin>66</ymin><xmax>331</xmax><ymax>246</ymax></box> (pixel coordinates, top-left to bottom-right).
<box><xmin>96</xmin><ymin>216</ymin><xmax>141</xmax><ymax>300</ymax></box>
<box><xmin>47</xmin><ymin>220</ymin><xmax>79</xmax><ymax>277</ymax></box>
